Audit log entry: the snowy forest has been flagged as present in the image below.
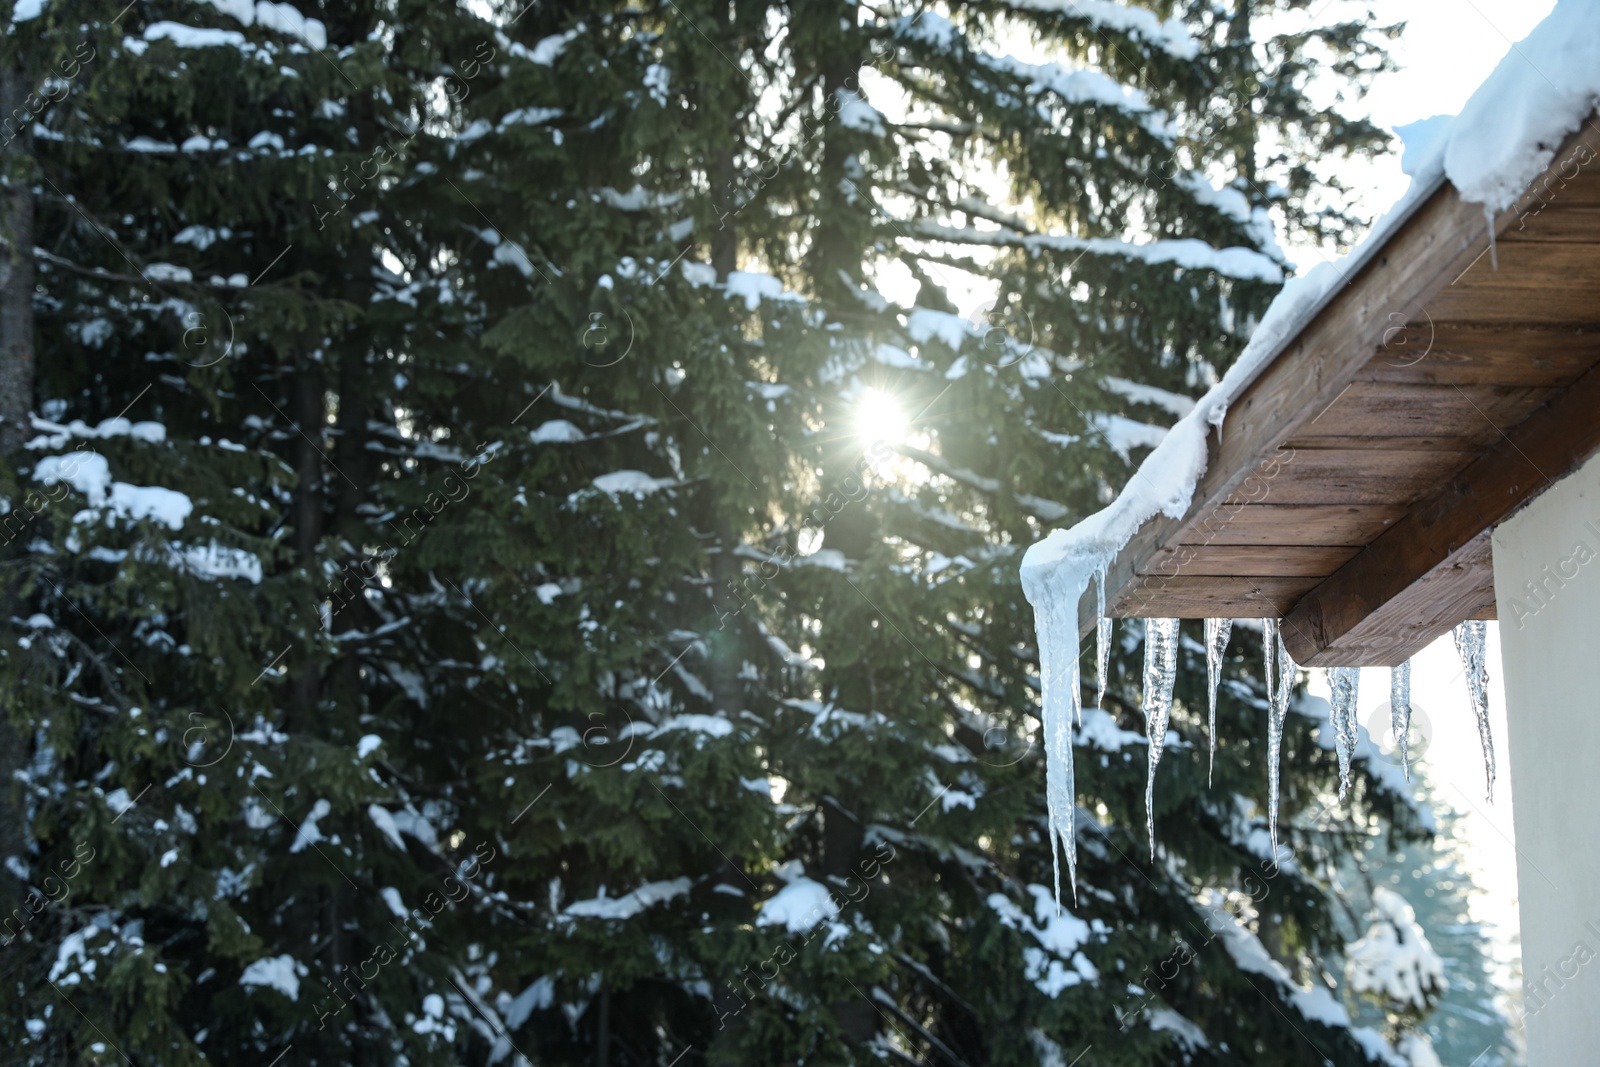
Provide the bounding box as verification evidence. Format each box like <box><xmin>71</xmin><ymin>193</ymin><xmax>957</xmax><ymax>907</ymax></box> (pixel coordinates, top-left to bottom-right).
<box><xmin>0</xmin><ymin>0</ymin><xmax>1520</xmax><ymax>1065</ymax></box>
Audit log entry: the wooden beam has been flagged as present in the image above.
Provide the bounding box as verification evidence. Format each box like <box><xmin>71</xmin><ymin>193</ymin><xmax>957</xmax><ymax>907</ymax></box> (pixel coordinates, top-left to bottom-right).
<box><xmin>1282</xmin><ymin>531</ymin><xmax>1496</xmax><ymax>667</ymax></box>
<box><xmin>1281</xmin><ymin>361</ymin><xmax>1600</xmax><ymax>665</ymax></box>
<box><xmin>1113</xmin><ymin>576</ymin><xmax>1319</xmax><ymax>619</ymax></box>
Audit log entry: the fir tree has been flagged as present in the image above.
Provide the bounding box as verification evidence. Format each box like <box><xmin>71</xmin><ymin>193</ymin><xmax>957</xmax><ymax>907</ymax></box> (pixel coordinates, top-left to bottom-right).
<box><xmin>1346</xmin><ymin>777</ymin><xmax>1520</xmax><ymax>1067</ymax></box>
<box><xmin>0</xmin><ymin>0</ymin><xmax>1446</xmax><ymax>1065</ymax></box>
<box><xmin>3</xmin><ymin>0</ymin><xmax>514</xmax><ymax>1061</ymax></box>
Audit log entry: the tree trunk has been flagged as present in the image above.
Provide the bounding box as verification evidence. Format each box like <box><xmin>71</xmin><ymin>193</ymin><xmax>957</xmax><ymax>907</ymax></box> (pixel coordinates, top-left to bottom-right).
<box><xmin>289</xmin><ymin>361</ymin><xmax>325</xmax><ymax>725</ymax></box>
<box><xmin>0</xmin><ymin>63</ymin><xmax>33</xmax><ymax>456</ymax></box>
<box><xmin>0</xmin><ymin>41</ymin><xmax>38</xmax><ymax>886</ymax></box>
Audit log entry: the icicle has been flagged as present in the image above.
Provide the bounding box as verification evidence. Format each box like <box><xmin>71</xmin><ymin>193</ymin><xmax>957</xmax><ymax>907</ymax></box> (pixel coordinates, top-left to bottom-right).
<box><xmin>1263</xmin><ymin>620</ymin><xmax>1295</xmax><ymax>865</ymax></box>
<box><xmin>1028</xmin><ymin>572</ymin><xmax>1081</xmax><ymax>906</ymax></box>
<box><xmin>1094</xmin><ymin>568</ymin><xmax>1111</xmax><ymax>718</ymax></box>
<box><xmin>1328</xmin><ymin>666</ymin><xmax>1360</xmax><ymax>802</ymax></box>
<box><xmin>1391</xmin><ymin>659</ymin><xmax>1413</xmax><ymax>780</ymax></box>
<box><xmin>1141</xmin><ymin>618</ymin><xmax>1179</xmax><ymax>859</ymax></box>
<box><xmin>1452</xmin><ymin>621</ymin><xmax>1495</xmax><ymax>801</ymax></box>
<box><xmin>1204</xmin><ymin>618</ymin><xmax>1233</xmax><ymax>787</ymax></box>
<box><xmin>1263</xmin><ymin>618</ymin><xmax>1278</xmax><ymax>711</ymax></box>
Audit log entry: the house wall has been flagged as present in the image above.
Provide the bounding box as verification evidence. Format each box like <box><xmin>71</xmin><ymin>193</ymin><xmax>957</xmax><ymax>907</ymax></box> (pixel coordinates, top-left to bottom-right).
<box><xmin>1491</xmin><ymin>447</ymin><xmax>1600</xmax><ymax>1065</ymax></box>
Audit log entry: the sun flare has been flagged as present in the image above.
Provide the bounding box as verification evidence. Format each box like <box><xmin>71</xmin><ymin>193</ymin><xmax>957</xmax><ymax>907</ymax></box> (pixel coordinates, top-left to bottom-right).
<box><xmin>855</xmin><ymin>387</ymin><xmax>909</xmax><ymax>444</ymax></box>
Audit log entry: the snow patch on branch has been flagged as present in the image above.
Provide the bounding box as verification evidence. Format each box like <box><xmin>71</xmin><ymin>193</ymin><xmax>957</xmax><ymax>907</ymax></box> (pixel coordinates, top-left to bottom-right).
<box><xmin>1091</xmin><ymin>413</ymin><xmax>1167</xmax><ymax>461</ymax></box>
<box><xmin>1100</xmin><ymin>377</ymin><xmax>1195</xmax><ymax>418</ymax></box>
<box><xmin>758</xmin><ymin>874</ymin><xmax>841</xmax><ymax>933</ymax></box>
<box><xmin>239</xmin><ymin>954</ymin><xmax>306</xmax><ymax>1001</ymax></box>
<box><xmin>564</xmin><ymin>878</ymin><xmax>691</xmax><ymax>920</ymax></box>
<box><xmin>835</xmin><ymin>88</ymin><xmax>887</xmax><ymax>136</ymax></box>
<box><xmin>34</xmin><ymin>452</ymin><xmax>194</xmax><ymax>530</ymax></box>
<box><xmin>199</xmin><ymin>0</ymin><xmax>328</xmax><ymax>48</ymax></box>
<box><xmin>997</xmin><ymin>0</ymin><xmax>1199</xmax><ymax>60</ymax></box>
<box><xmin>911</xmin><ymin>220</ymin><xmax>1284</xmax><ymax>283</ymax></box>
<box><xmin>1347</xmin><ymin>887</ymin><xmax>1446</xmax><ymax>1012</ymax></box>
<box><xmin>1198</xmin><ymin>890</ymin><xmax>1406</xmax><ymax>1064</ymax></box>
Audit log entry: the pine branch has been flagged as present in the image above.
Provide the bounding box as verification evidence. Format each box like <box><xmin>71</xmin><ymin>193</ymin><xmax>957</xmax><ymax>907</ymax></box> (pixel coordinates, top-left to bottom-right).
<box><xmin>894</xmin><ymin>443</ymin><xmax>1069</xmax><ymax>522</ymax></box>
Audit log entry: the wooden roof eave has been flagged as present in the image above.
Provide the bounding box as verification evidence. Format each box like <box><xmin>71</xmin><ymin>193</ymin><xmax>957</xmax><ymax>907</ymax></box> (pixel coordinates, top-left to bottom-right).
<box><xmin>1081</xmin><ymin>117</ymin><xmax>1600</xmax><ymax>668</ymax></box>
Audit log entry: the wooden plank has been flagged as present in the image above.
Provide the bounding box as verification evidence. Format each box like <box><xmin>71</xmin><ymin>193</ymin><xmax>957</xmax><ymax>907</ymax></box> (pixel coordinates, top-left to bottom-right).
<box><xmin>1502</xmin><ymin>206</ymin><xmax>1600</xmax><ymax>244</ymax></box>
<box><xmin>1301</xmin><ymin>381</ymin><xmax>1555</xmax><ymax>440</ymax></box>
<box><xmin>1115</xmin><ymin>575</ymin><xmax>1320</xmax><ymax>619</ymax></box>
<box><xmin>1280</xmin><ymin>360</ymin><xmax>1600</xmax><ymax>665</ymax></box>
<box><xmin>1136</xmin><ymin>544</ymin><xmax>1358</xmax><ymax>578</ymax></box>
<box><xmin>1285</xmin><ymin>531</ymin><xmax>1496</xmax><ymax>666</ymax></box>
<box><xmin>1427</xmin><ymin>241</ymin><xmax>1600</xmax><ymax>323</ymax></box>
<box><xmin>1359</xmin><ymin>323</ymin><xmax>1600</xmax><ymax>387</ymax></box>
<box><xmin>1284</xmin><ymin>433</ymin><xmax>1490</xmax><ymax>452</ymax></box>
<box><xmin>1222</xmin><ymin>448</ymin><xmax>1478</xmax><ymax>506</ymax></box>
<box><xmin>1172</xmin><ymin>504</ymin><xmax>1405</xmax><ymax>548</ymax></box>
<box><xmin>1446</xmin><ymin>237</ymin><xmax>1600</xmax><ymax>281</ymax></box>
<box><xmin>1080</xmin><ymin>117</ymin><xmax>1600</xmax><ymax>637</ymax></box>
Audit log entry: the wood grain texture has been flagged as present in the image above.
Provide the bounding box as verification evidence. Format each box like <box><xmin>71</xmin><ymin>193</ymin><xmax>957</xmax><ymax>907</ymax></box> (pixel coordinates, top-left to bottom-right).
<box><xmin>1135</xmin><ymin>544</ymin><xmax>1359</xmax><ymax>577</ymax></box>
<box><xmin>1301</xmin><ymin>381</ymin><xmax>1555</xmax><ymax>441</ymax></box>
<box><xmin>1221</xmin><ymin>448</ymin><xmax>1479</xmax><ymax>506</ymax></box>
<box><xmin>1360</xmin><ymin>323</ymin><xmax>1600</xmax><ymax>387</ymax></box>
<box><xmin>1114</xmin><ymin>575</ymin><xmax>1320</xmax><ymax>619</ymax></box>
<box><xmin>1173</xmin><ymin>503</ymin><xmax>1405</xmax><ymax>547</ymax></box>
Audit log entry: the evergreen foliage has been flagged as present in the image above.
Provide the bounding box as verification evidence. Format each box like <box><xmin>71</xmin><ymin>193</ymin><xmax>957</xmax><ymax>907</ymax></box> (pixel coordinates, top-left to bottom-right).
<box><xmin>0</xmin><ymin>1</ymin><xmax>1482</xmax><ymax>1065</ymax></box>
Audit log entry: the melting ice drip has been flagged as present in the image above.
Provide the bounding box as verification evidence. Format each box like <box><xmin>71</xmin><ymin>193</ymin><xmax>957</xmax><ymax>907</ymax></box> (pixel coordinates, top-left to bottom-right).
<box><xmin>1141</xmin><ymin>618</ymin><xmax>1179</xmax><ymax>858</ymax></box>
<box><xmin>1328</xmin><ymin>666</ymin><xmax>1360</xmax><ymax>801</ymax></box>
<box><xmin>1262</xmin><ymin>619</ymin><xmax>1296</xmax><ymax>863</ymax></box>
<box><xmin>1452</xmin><ymin>620</ymin><xmax>1495</xmax><ymax>801</ymax></box>
<box><xmin>1204</xmin><ymin>618</ymin><xmax>1232</xmax><ymax>786</ymax></box>
<box><xmin>1391</xmin><ymin>659</ymin><xmax>1413</xmax><ymax>780</ymax></box>
<box><xmin>1095</xmin><ymin>570</ymin><xmax>1112</xmax><ymax>715</ymax></box>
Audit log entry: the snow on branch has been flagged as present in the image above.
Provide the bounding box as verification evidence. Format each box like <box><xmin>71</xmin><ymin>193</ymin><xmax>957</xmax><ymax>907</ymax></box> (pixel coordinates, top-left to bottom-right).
<box><xmin>1194</xmin><ymin>890</ymin><xmax>1408</xmax><ymax>1065</ymax></box>
<box><xmin>994</xmin><ymin>0</ymin><xmax>1199</xmax><ymax>61</ymax></box>
<box><xmin>888</xmin><ymin>12</ymin><xmax>1175</xmax><ymax>142</ymax></box>
<box><xmin>908</xmin><ymin>219</ymin><xmax>1285</xmax><ymax>284</ymax></box>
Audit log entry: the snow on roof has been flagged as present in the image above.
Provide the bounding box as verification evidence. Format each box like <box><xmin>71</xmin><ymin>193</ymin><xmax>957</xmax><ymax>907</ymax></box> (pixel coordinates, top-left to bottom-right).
<box><xmin>1433</xmin><ymin>0</ymin><xmax>1600</xmax><ymax>212</ymax></box>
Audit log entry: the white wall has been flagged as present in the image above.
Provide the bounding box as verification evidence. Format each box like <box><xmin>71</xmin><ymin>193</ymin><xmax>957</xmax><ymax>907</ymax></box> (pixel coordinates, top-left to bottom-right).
<box><xmin>1492</xmin><ymin>447</ymin><xmax>1600</xmax><ymax>1065</ymax></box>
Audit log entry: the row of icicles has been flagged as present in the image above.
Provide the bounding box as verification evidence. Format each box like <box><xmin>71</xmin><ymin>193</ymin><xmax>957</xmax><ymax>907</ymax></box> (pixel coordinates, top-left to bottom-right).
<box><xmin>1132</xmin><ymin>615</ymin><xmax>1494</xmax><ymax>864</ymax></box>
<box><xmin>1038</xmin><ymin>572</ymin><xmax>1495</xmax><ymax>907</ymax></box>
